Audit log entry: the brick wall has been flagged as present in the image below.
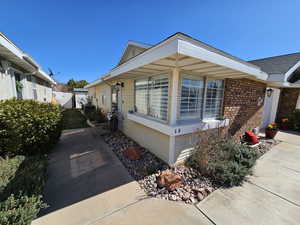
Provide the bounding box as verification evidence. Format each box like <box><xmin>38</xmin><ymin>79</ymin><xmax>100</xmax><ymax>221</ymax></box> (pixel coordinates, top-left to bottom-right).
<box><xmin>223</xmin><ymin>78</ymin><xmax>266</xmax><ymax>138</ymax></box>
<box><xmin>277</xmin><ymin>88</ymin><xmax>300</xmax><ymax>120</ymax></box>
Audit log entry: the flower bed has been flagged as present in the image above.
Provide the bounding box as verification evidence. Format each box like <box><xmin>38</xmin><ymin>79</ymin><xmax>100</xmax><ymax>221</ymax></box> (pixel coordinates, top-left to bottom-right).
<box><xmin>103</xmin><ymin>131</ymin><xmax>216</xmax><ymax>204</ymax></box>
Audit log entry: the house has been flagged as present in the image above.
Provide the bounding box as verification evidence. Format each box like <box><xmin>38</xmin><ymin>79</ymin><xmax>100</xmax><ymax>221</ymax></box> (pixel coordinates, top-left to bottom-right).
<box><xmin>85</xmin><ymin>32</ymin><xmax>300</xmax><ymax>165</ymax></box>
<box><xmin>0</xmin><ymin>32</ymin><xmax>55</xmax><ymax>102</ymax></box>
<box><xmin>250</xmin><ymin>54</ymin><xmax>300</xmax><ymax>128</ymax></box>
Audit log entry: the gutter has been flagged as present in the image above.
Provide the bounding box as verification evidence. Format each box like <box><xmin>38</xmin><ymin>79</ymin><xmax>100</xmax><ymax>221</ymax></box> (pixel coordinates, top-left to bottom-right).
<box><xmin>268</xmin><ymin>81</ymin><xmax>300</xmax><ymax>88</ymax></box>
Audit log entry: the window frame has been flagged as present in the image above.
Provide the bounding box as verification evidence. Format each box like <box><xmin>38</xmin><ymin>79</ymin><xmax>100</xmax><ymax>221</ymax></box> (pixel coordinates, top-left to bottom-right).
<box><xmin>179</xmin><ymin>74</ymin><xmax>225</xmax><ymax>121</ymax></box>
<box><xmin>203</xmin><ymin>77</ymin><xmax>225</xmax><ymax>121</ymax></box>
<box><xmin>134</xmin><ymin>73</ymin><xmax>170</xmax><ymax>123</ymax></box>
<box><xmin>179</xmin><ymin>74</ymin><xmax>205</xmax><ymax>120</ymax></box>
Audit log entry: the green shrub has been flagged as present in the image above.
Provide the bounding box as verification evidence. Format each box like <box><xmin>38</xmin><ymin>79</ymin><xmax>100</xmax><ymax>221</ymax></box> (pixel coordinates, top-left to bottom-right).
<box><xmin>0</xmin><ymin>194</ymin><xmax>47</xmax><ymax>225</ymax></box>
<box><xmin>187</xmin><ymin>134</ymin><xmax>258</xmax><ymax>187</ymax></box>
<box><xmin>0</xmin><ymin>99</ymin><xmax>62</xmax><ymax>156</ymax></box>
<box><xmin>293</xmin><ymin>109</ymin><xmax>300</xmax><ymax>131</ymax></box>
<box><xmin>0</xmin><ymin>155</ymin><xmax>48</xmax><ymax>225</ymax></box>
<box><xmin>0</xmin><ymin>155</ymin><xmax>47</xmax><ymax>201</ymax></box>
<box><xmin>211</xmin><ymin>139</ymin><xmax>258</xmax><ymax>186</ymax></box>
<box><xmin>85</xmin><ymin>108</ymin><xmax>106</xmax><ymax>123</ymax></box>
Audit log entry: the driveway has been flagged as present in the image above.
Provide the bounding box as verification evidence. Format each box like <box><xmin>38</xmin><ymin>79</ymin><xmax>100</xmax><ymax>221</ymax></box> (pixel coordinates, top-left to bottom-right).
<box><xmin>196</xmin><ymin>131</ymin><xmax>300</xmax><ymax>225</ymax></box>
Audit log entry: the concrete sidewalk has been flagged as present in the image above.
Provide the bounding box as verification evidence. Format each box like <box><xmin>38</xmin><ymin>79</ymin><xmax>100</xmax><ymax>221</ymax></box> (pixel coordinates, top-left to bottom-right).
<box><xmin>32</xmin><ymin>128</ymin><xmax>212</xmax><ymax>225</ymax></box>
<box><xmin>33</xmin><ymin>128</ymin><xmax>146</xmax><ymax>225</ymax></box>
<box><xmin>33</xmin><ymin>128</ymin><xmax>300</xmax><ymax>225</ymax></box>
<box><xmin>197</xmin><ymin>131</ymin><xmax>300</xmax><ymax>225</ymax></box>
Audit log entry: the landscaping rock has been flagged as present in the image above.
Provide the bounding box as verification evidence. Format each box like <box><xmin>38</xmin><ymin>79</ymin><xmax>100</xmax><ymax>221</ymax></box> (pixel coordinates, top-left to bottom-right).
<box><xmin>123</xmin><ymin>146</ymin><xmax>141</xmax><ymax>161</ymax></box>
<box><xmin>197</xmin><ymin>192</ymin><xmax>204</xmax><ymax>201</ymax></box>
<box><xmin>102</xmin><ymin>130</ymin><xmax>216</xmax><ymax>204</ymax></box>
<box><xmin>157</xmin><ymin>170</ymin><xmax>182</xmax><ymax>191</ymax></box>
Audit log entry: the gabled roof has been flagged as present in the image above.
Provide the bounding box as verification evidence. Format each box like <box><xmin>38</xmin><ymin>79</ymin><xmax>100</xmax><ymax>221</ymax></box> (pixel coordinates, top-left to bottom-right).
<box><xmin>117</xmin><ymin>41</ymin><xmax>152</xmax><ymax>65</ymax></box>
<box><xmin>249</xmin><ymin>53</ymin><xmax>300</xmax><ymax>74</ymax></box>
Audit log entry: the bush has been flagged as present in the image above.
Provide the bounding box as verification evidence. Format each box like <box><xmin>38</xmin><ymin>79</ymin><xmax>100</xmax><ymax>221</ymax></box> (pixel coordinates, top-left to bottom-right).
<box><xmin>0</xmin><ymin>99</ymin><xmax>62</xmax><ymax>157</ymax></box>
<box><xmin>0</xmin><ymin>155</ymin><xmax>48</xmax><ymax>225</ymax></box>
<box><xmin>0</xmin><ymin>194</ymin><xmax>47</xmax><ymax>225</ymax></box>
<box><xmin>293</xmin><ymin>109</ymin><xmax>300</xmax><ymax>131</ymax></box>
<box><xmin>187</xmin><ymin>133</ymin><xmax>258</xmax><ymax>187</ymax></box>
<box><xmin>85</xmin><ymin>108</ymin><xmax>106</xmax><ymax>123</ymax></box>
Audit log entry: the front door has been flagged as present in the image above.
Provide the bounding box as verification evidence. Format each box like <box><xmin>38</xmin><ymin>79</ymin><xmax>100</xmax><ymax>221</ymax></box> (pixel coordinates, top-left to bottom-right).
<box><xmin>261</xmin><ymin>87</ymin><xmax>281</xmax><ymax>128</ymax></box>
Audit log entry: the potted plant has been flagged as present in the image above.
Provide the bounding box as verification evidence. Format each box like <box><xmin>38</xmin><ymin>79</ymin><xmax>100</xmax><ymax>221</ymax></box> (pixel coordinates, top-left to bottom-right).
<box><xmin>279</xmin><ymin>118</ymin><xmax>289</xmax><ymax>130</ymax></box>
<box><xmin>265</xmin><ymin>122</ymin><xmax>278</xmax><ymax>139</ymax></box>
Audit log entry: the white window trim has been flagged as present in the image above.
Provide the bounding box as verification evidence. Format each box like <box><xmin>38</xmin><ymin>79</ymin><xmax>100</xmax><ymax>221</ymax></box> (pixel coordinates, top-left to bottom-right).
<box><xmin>203</xmin><ymin>78</ymin><xmax>225</xmax><ymax>120</ymax></box>
<box><xmin>134</xmin><ymin>73</ymin><xmax>170</xmax><ymax>122</ymax></box>
<box><xmin>179</xmin><ymin>74</ymin><xmax>205</xmax><ymax>120</ymax></box>
<box><xmin>179</xmin><ymin>74</ymin><xmax>225</xmax><ymax>121</ymax></box>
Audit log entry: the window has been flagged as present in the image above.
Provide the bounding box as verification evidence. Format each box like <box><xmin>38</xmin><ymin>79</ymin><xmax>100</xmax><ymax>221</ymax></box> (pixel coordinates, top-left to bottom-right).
<box><xmin>134</xmin><ymin>75</ymin><xmax>169</xmax><ymax>121</ymax></box>
<box><xmin>204</xmin><ymin>80</ymin><xmax>224</xmax><ymax>119</ymax></box>
<box><xmin>180</xmin><ymin>77</ymin><xmax>204</xmax><ymax>119</ymax></box>
<box><xmin>31</xmin><ymin>76</ymin><xmax>38</xmax><ymax>100</ymax></box>
<box><xmin>180</xmin><ymin>75</ymin><xmax>224</xmax><ymax>120</ymax></box>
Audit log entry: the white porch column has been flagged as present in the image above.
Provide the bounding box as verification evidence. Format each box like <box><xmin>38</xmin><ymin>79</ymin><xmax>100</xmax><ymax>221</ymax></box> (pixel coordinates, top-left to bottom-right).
<box><xmin>169</xmin><ymin>68</ymin><xmax>180</xmax><ymax>126</ymax></box>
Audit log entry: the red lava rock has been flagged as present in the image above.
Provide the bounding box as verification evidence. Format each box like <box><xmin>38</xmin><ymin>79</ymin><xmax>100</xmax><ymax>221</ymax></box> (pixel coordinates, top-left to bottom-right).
<box><xmin>123</xmin><ymin>146</ymin><xmax>141</xmax><ymax>161</ymax></box>
<box><xmin>157</xmin><ymin>170</ymin><xmax>182</xmax><ymax>191</ymax></box>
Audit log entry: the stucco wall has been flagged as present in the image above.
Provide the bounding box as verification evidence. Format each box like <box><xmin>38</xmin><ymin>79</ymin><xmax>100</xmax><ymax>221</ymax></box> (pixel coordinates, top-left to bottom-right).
<box><xmin>87</xmin><ymin>79</ymin><xmax>171</xmax><ymax>163</ymax></box>
<box><xmin>0</xmin><ymin>71</ymin><xmax>15</xmax><ymax>100</ymax></box>
<box><xmin>0</xmin><ymin>68</ymin><xmax>52</xmax><ymax>102</ymax></box>
<box><xmin>120</xmin><ymin>79</ymin><xmax>170</xmax><ymax>162</ymax></box>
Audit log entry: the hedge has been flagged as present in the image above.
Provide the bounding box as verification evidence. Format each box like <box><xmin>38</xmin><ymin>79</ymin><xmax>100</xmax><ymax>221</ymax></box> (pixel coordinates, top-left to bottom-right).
<box><xmin>0</xmin><ymin>99</ymin><xmax>63</xmax><ymax>157</ymax></box>
<box><xmin>0</xmin><ymin>155</ymin><xmax>48</xmax><ymax>225</ymax></box>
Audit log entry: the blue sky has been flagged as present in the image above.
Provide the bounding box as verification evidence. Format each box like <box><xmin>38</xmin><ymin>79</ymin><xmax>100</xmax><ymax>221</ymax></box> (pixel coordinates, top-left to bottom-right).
<box><xmin>1</xmin><ymin>0</ymin><xmax>299</xmax><ymax>83</ymax></box>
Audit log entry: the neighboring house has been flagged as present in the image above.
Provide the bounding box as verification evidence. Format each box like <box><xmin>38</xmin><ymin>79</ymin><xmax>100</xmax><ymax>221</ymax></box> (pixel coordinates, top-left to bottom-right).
<box><xmin>74</xmin><ymin>88</ymin><xmax>88</xmax><ymax>109</ymax></box>
<box><xmin>0</xmin><ymin>32</ymin><xmax>55</xmax><ymax>102</ymax></box>
<box><xmin>85</xmin><ymin>32</ymin><xmax>300</xmax><ymax>165</ymax></box>
<box><xmin>250</xmin><ymin>54</ymin><xmax>300</xmax><ymax>128</ymax></box>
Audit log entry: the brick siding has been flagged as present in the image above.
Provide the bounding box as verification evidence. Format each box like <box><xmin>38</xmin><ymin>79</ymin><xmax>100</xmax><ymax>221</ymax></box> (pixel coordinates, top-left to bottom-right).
<box><xmin>223</xmin><ymin>78</ymin><xmax>266</xmax><ymax>138</ymax></box>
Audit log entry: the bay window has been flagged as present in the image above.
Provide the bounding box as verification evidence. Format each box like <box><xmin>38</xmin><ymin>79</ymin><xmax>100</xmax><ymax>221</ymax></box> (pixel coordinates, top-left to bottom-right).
<box><xmin>180</xmin><ymin>75</ymin><xmax>224</xmax><ymax>120</ymax></box>
<box><xmin>134</xmin><ymin>75</ymin><xmax>169</xmax><ymax>121</ymax></box>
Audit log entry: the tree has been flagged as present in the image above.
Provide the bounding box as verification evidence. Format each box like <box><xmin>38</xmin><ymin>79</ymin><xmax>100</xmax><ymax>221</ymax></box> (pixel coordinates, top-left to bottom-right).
<box><xmin>66</xmin><ymin>79</ymin><xmax>88</xmax><ymax>91</ymax></box>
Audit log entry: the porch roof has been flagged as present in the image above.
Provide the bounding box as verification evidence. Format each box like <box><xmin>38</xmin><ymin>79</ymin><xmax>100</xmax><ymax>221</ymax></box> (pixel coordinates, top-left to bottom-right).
<box><xmin>104</xmin><ymin>32</ymin><xmax>268</xmax><ymax>82</ymax></box>
<box><xmin>0</xmin><ymin>32</ymin><xmax>55</xmax><ymax>85</ymax></box>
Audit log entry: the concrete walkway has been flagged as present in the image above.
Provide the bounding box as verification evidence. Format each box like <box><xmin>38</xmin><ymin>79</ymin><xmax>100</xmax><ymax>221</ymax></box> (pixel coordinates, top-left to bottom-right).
<box><xmin>33</xmin><ymin>128</ymin><xmax>300</xmax><ymax>225</ymax></box>
<box><xmin>197</xmin><ymin>131</ymin><xmax>300</xmax><ymax>225</ymax></box>
<box><xmin>32</xmin><ymin>128</ymin><xmax>212</xmax><ymax>225</ymax></box>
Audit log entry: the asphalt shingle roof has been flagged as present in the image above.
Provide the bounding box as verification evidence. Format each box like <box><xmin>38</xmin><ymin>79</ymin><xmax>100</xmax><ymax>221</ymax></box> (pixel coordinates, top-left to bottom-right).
<box><xmin>249</xmin><ymin>53</ymin><xmax>300</xmax><ymax>74</ymax></box>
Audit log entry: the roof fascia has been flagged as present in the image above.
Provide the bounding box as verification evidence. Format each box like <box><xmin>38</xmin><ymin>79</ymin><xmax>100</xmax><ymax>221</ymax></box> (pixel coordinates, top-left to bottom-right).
<box><xmin>177</xmin><ymin>37</ymin><xmax>268</xmax><ymax>81</ymax></box>
<box><xmin>284</xmin><ymin>60</ymin><xmax>300</xmax><ymax>81</ymax></box>
<box><xmin>110</xmin><ymin>37</ymin><xmax>179</xmax><ymax>79</ymax></box>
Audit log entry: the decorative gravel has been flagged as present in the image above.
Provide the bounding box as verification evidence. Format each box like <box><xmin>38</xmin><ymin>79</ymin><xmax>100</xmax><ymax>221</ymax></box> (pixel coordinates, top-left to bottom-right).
<box><xmin>102</xmin><ymin>130</ymin><xmax>279</xmax><ymax>204</ymax></box>
<box><xmin>102</xmin><ymin>131</ymin><xmax>216</xmax><ymax>204</ymax></box>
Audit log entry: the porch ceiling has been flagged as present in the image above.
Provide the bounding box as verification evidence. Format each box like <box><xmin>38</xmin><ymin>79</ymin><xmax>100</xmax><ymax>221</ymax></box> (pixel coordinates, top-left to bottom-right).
<box><xmin>120</xmin><ymin>54</ymin><xmax>254</xmax><ymax>80</ymax></box>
